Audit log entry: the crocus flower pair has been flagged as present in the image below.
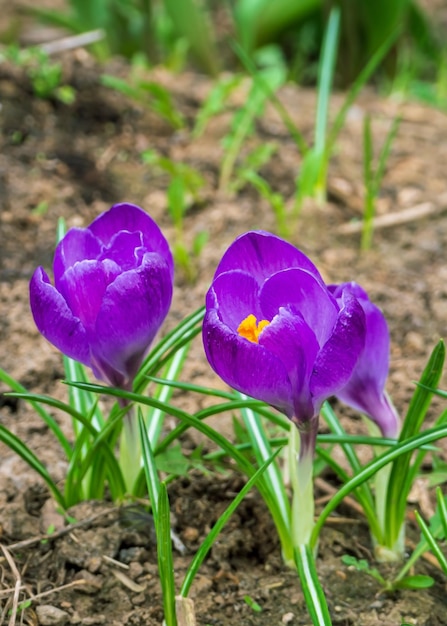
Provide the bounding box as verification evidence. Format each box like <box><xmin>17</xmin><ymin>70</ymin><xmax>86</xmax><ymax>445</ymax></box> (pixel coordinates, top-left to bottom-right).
<box><xmin>202</xmin><ymin>231</ymin><xmax>399</xmax><ymax>452</ymax></box>
<box><xmin>30</xmin><ymin>206</ymin><xmax>398</xmax><ymax>445</ymax></box>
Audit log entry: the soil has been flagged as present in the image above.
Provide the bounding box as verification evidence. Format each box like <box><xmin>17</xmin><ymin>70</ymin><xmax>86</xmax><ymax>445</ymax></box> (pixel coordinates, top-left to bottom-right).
<box><xmin>2</xmin><ymin>38</ymin><xmax>447</xmax><ymax>626</ymax></box>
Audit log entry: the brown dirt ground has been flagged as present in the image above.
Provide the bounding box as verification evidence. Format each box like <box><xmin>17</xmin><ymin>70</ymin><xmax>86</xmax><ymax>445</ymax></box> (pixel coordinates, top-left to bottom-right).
<box><xmin>1</xmin><ymin>42</ymin><xmax>447</xmax><ymax>626</ymax></box>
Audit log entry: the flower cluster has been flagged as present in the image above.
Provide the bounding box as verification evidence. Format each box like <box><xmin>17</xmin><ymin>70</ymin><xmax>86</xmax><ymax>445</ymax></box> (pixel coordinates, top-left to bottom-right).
<box><xmin>30</xmin><ymin>211</ymin><xmax>397</xmax><ymax>446</ymax></box>
<box><xmin>30</xmin><ymin>203</ymin><xmax>173</xmax><ymax>390</ymax></box>
<box><xmin>202</xmin><ymin>231</ymin><xmax>398</xmax><ymax>451</ymax></box>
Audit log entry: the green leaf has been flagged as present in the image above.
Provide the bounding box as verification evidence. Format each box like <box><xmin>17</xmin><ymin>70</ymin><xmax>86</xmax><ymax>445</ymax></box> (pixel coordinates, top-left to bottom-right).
<box><xmin>294</xmin><ymin>544</ymin><xmax>332</xmax><ymax>626</ymax></box>
<box><xmin>0</xmin><ymin>368</ymin><xmax>72</xmax><ymax>458</ymax></box>
<box><xmin>163</xmin><ymin>0</ymin><xmax>219</xmax><ymax>75</ymax></box>
<box><xmin>394</xmin><ymin>574</ymin><xmax>434</xmax><ymax>590</ymax></box>
<box><xmin>180</xmin><ymin>448</ymin><xmax>282</xmax><ymax>597</ymax></box>
<box><xmin>415</xmin><ymin>509</ymin><xmax>447</xmax><ymax>575</ymax></box>
<box><xmin>157</xmin><ymin>482</ymin><xmax>177</xmax><ymax>626</ymax></box>
<box><xmin>0</xmin><ymin>425</ymin><xmax>65</xmax><ymax>508</ymax></box>
<box><xmin>139</xmin><ymin>412</ymin><xmax>161</xmax><ymax>520</ymax></box>
<box><xmin>156</xmin><ymin>444</ymin><xmax>190</xmax><ymax>476</ymax></box>
<box><xmin>385</xmin><ymin>340</ymin><xmax>445</xmax><ymax>547</ymax></box>
<box><xmin>310</xmin><ymin>423</ymin><xmax>447</xmax><ymax>551</ymax></box>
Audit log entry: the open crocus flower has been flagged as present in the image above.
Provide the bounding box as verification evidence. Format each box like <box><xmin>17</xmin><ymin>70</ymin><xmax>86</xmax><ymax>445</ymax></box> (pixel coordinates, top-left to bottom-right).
<box><xmin>203</xmin><ymin>231</ymin><xmax>366</xmax><ymax>459</ymax></box>
<box><xmin>329</xmin><ymin>282</ymin><xmax>399</xmax><ymax>439</ymax></box>
<box><xmin>30</xmin><ymin>203</ymin><xmax>173</xmax><ymax>389</ymax></box>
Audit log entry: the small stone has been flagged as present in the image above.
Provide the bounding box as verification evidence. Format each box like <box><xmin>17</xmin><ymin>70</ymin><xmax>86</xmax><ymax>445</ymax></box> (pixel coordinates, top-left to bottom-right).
<box><xmin>370</xmin><ymin>600</ymin><xmax>384</xmax><ymax>609</ymax></box>
<box><xmin>182</xmin><ymin>526</ymin><xmax>199</xmax><ymax>542</ymax></box>
<box><xmin>73</xmin><ymin>570</ymin><xmax>103</xmax><ymax>594</ymax></box>
<box><xmin>118</xmin><ymin>546</ymin><xmax>150</xmax><ymax>564</ymax></box>
<box><xmin>35</xmin><ymin>604</ymin><xmax>69</xmax><ymax>626</ymax></box>
<box><xmin>282</xmin><ymin>612</ymin><xmax>295</xmax><ymax>624</ymax></box>
<box><xmin>128</xmin><ymin>561</ymin><xmax>144</xmax><ymax>579</ymax></box>
<box><xmin>85</xmin><ymin>556</ymin><xmax>102</xmax><ymax>574</ymax></box>
<box><xmin>81</xmin><ymin>616</ymin><xmax>107</xmax><ymax>624</ymax></box>
<box><xmin>131</xmin><ymin>593</ymin><xmax>146</xmax><ymax>605</ymax></box>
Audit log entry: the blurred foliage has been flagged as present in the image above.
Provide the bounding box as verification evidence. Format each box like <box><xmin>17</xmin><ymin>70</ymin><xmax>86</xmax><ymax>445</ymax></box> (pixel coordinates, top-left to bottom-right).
<box><xmin>14</xmin><ymin>0</ymin><xmax>444</xmax><ymax>90</ymax></box>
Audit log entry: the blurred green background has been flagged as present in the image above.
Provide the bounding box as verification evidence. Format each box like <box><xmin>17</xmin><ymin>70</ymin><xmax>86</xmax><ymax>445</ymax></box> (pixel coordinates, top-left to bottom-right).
<box><xmin>2</xmin><ymin>0</ymin><xmax>444</xmax><ymax>102</ymax></box>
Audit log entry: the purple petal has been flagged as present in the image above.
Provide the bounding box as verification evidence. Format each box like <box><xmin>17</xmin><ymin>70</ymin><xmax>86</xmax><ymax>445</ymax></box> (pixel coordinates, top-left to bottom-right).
<box><xmin>206</xmin><ymin>271</ymin><xmax>264</xmax><ymax>332</ymax></box>
<box><xmin>259</xmin><ymin>268</ymin><xmax>338</xmax><ymax>346</ymax></box>
<box><xmin>90</xmin><ymin>252</ymin><xmax>173</xmax><ymax>386</ymax></box>
<box><xmin>310</xmin><ymin>291</ymin><xmax>366</xmax><ymax>416</ymax></box>
<box><xmin>29</xmin><ymin>267</ymin><xmax>90</xmax><ymax>367</ymax></box>
<box><xmin>89</xmin><ymin>203</ymin><xmax>174</xmax><ymax>279</ymax></box>
<box><xmin>337</xmin><ymin>386</ymin><xmax>399</xmax><ymax>438</ymax></box>
<box><xmin>330</xmin><ymin>282</ymin><xmax>389</xmax><ymax>390</ymax></box>
<box><xmin>214</xmin><ymin>231</ymin><xmax>323</xmax><ymax>287</ymax></box>
<box><xmin>330</xmin><ymin>282</ymin><xmax>399</xmax><ymax>437</ymax></box>
<box><xmin>202</xmin><ymin>308</ymin><xmax>294</xmax><ymax>417</ymax></box>
<box><xmin>259</xmin><ymin>308</ymin><xmax>319</xmax><ymax>420</ymax></box>
<box><xmin>57</xmin><ymin>260</ymin><xmax>117</xmax><ymax>333</ymax></box>
<box><xmin>53</xmin><ymin>228</ymin><xmax>102</xmax><ymax>286</ymax></box>
<box><xmin>100</xmin><ymin>230</ymin><xmax>145</xmax><ymax>271</ymax></box>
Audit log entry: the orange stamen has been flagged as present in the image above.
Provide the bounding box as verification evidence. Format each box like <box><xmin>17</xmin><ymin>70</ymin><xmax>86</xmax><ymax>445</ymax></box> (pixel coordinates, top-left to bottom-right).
<box><xmin>237</xmin><ymin>314</ymin><xmax>270</xmax><ymax>344</ymax></box>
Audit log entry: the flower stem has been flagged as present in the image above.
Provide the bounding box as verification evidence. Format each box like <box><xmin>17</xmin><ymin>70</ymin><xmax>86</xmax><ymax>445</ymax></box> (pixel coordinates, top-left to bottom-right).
<box><xmin>365</xmin><ymin>419</ymin><xmax>405</xmax><ymax>562</ymax></box>
<box><xmin>120</xmin><ymin>405</ymin><xmax>141</xmax><ymax>494</ymax></box>
<box><xmin>294</xmin><ymin>543</ymin><xmax>332</xmax><ymax>625</ymax></box>
<box><xmin>289</xmin><ymin>418</ymin><xmax>317</xmax><ymax>548</ymax></box>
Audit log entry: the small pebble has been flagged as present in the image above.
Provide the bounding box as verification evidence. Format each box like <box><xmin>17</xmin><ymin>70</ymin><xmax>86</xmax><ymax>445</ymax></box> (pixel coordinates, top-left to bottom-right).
<box><xmin>85</xmin><ymin>556</ymin><xmax>102</xmax><ymax>574</ymax></box>
<box><xmin>128</xmin><ymin>561</ymin><xmax>144</xmax><ymax>579</ymax></box>
<box><xmin>73</xmin><ymin>570</ymin><xmax>103</xmax><ymax>594</ymax></box>
<box><xmin>182</xmin><ymin>526</ymin><xmax>199</xmax><ymax>542</ymax></box>
<box><xmin>282</xmin><ymin>612</ymin><xmax>295</xmax><ymax>624</ymax></box>
<box><xmin>35</xmin><ymin>604</ymin><xmax>69</xmax><ymax>626</ymax></box>
<box><xmin>132</xmin><ymin>593</ymin><xmax>146</xmax><ymax>605</ymax></box>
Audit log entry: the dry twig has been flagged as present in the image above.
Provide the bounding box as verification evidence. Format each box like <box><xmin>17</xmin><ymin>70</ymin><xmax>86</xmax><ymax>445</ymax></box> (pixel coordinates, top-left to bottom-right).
<box><xmin>1</xmin><ymin>544</ymin><xmax>22</xmax><ymax>626</ymax></box>
<box><xmin>338</xmin><ymin>192</ymin><xmax>447</xmax><ymax>234</ymax></box>
<box><xmin>5</xmin><ymin>507</ymin><xmax>118</xmax><ymax>553</ymax></box>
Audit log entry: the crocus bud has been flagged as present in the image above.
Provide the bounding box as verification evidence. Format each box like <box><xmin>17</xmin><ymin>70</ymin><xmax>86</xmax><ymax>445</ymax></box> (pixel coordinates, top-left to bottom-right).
<box><xmin>30</xmin><ymin>203</ymin><xmax>173</xmax><ymax>389</ymax></box>
<box><xmin>329</xmin><ymin>282</ymin><xmax>399</xmax><ymax>438</ymax></box>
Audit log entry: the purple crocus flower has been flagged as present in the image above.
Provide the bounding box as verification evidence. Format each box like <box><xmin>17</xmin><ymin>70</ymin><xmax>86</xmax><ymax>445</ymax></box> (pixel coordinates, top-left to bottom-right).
<box><xmin>202</xmin><ymin>231</ymin><xmax>366</xmax><ymax>459</ymax></box>
<box><xmin>30</xmin><ymin>203</ymin><xmax>173</xmax><ymax>389</ymax></box>
<box><xmin>329</xmin><ymin>282</ymin><xmax>399</xmax><ymax>439</ymax></box>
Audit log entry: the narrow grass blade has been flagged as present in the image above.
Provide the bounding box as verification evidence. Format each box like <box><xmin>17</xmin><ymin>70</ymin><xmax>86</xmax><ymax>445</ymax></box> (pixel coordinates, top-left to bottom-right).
<box><xmin>139</xmin><ymin>412</ymin><xmax>161</xmax><ymax>520</ymax></box>
<box><xmin>320</xmin><ymin>403</ymin><xmax>378</xmax><ymax>530</ymax></box>
<box><xmin>294</xmin><ymin>544</ymin><xmax>332</xmax><ymax>626</ymax></box>
<box><xmin>414</xmin><ymin>510</ymin><xmax>447</xmax><ymax>575</ymax></box>
<box><xmin>234</xmin><ymin>0</ymin><xmax>319</xmax><ymax>53</ymax></box>
<box><xmin>180</xmin><ymin>448</ymin><xmax>281</xmax><ymax>597</ymax></box>
<box><xmin>374</xmin><ymin>116</ymin><xmax>401</xmax><ymax>190</ymax></box>
<box><xmin>219</xmin><ymin>61</ymin><xmax>286</xmax><ymax>190</ymax></box>
<box><xmin>0</xmin><ymin>425</ymin><xmax>65</xmax><ymax>508</ymax></box>
<box><xmin>8</xmin><ymin>392</ymin><xmax>98</xmax><ymax>438</ymax></box>
<box><xmin>315</xmin><ymin>8</ymin><xmax>340</xmax><ymax>157</ymax></box>
<box><xmin>238</xmin><ymin>398</ymin><xmax>290</xmax><ymax>536</ymax></box>
<box><xmin>436</xmin><ymin>486</ymin><xmax>447</xmax><ymax>539</ymax></box>
<box><xmin>157</xmin><ymin>482</ymin><xmax>177</xmax><ymax>626</ymax></box>
<box><xmin>385</xmin><ymin>340</ymin><xmax>445</xmax><ymax>545</ymax></box>
<box><xmin>145</xmin><ymin>342</ymin><xmax>189</xmax><ymax>447</ymax></box>
<box><xmin>233</xmin><ymin>42</ymin><xmax>308</xmax><ymax>154</ymax></box>
<box><xmin>72</xmin><ymin>382</ymin><xmax>291</xmax><ymax>550</ymax></box>
<box><xmin>134</xmin><ymin>306</ymin><xmax>204</xmax><ymax>391</ymax></box>
<box><xmin>361</xmin><ymin>114</ymin><xmax>375</xmax><ymax>250</ymax></box>
<box><xmin>327</xmin><ymin>30</ymin><xmax>400</xmax><ymax>155</ymax></box>
<box><xmin>65</xmin><ymin>405</ymin><xmax>126</xmax><ymax>504</ymax></box>
<box><xmin>0</xmin><ymin>369</ymin><xmax>72</xmax><ymax>458</ymax></box>
<box><xmin>63</xmin><ymin>355</ymin><xmax>104</xmax><ymax>431</ymax></box>
<box><xmin>310</xmin><ymin>423</ymin><xmax>447</xmax><ymax>551</ymax></box>
<box><xmin>396</xmin><ymin>487</ymin><xmax>447</xmax><ymax>582</ymax></box>
<box><xmin>163</xmin><ymin>0</ymin><xmax>219</xmax><ymax>76</ymax></box>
